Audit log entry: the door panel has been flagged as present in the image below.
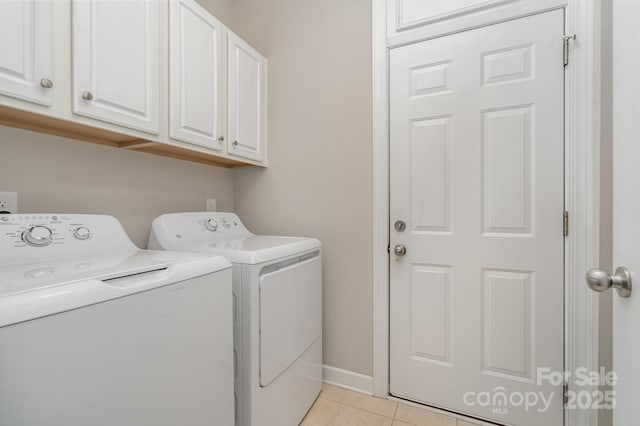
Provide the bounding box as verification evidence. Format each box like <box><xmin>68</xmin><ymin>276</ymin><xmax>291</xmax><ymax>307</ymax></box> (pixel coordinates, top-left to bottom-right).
<box><xmin>259</xmin><ymin>257</ymin><xmax>322</xmax><ymax>387</ymax></box>
<box><xmin>390</xmin><ymin>10</ymin><xmax>565</xmax><ymax>426</ymax></box>
<box><xmin>612</xmin><ymin>1</ymin><xmax>640</xmax><ymax>424</ymax></box>
<box><xmin>72</xmin><ymin>0</ymin><xmax>160</xmax><ymax>134</ymax></box>
<box><xmin>228</xmin><ymin>33</ymin><xmax>264</xmax><ymax>162</ymax></box>
<box><xmin>169</xmin><ymin>0</ymin><xmax>224</xmax><ymax>150</ymax></box>
<box><xmin>0</xmin><ymin>0</ymin><xmax>52</xmax><ymax>106</ymax></box>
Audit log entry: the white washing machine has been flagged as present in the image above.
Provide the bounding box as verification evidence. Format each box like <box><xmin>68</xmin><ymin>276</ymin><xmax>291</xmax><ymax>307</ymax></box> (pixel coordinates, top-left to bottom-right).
<box><xmin>148</xmin><ymin>212</ymin><xmax>322</xmax><ymax>426</ymax></box>
<box><xmin>0</xmin><ymin>214</ymin><xmax>234</xmax><ymax>426</ymax></box>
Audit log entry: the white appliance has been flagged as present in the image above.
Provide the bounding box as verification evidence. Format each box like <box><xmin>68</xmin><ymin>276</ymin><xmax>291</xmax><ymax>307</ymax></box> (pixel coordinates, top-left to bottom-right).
<box><xmin>0</xmin><ymin>214</ymin><xmax>234</xmax><ymax>426</ymax></box>
<box><xmin>148</xmin><ymin>212</ymin><xmax>322</xmax><ymax>426</ymax></box>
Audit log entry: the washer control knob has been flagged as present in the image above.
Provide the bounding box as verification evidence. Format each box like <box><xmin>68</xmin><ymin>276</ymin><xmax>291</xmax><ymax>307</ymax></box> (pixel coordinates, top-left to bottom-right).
<box><xmin>73</xmin><ymin>226</ymin><xmax>91</xmax><ymax>240</ymax></box>
<box><xmin>205</xmin><ymin>219</ymin><xmax>218</xmax><ymax>232</ymax></box>
<box><xmin>22</xmin><ymin>226</ymin><xmax>53</xmax><ymax>247</ymax></box>
<box><xmin>222</xmin><ymin>218</ymin><xmax>232</xmax><ymax>228</ymax></box>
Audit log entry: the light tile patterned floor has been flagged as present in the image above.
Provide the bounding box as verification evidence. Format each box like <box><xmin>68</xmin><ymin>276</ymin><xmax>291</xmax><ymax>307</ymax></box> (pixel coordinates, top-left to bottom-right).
<box><xmin>301</xmin><ymin>384</ymin><xmax>490</xmax><ymax>426</ymax></box>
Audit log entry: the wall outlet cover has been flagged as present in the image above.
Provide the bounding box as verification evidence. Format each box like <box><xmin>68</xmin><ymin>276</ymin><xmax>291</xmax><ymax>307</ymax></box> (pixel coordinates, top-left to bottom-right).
<box><xmin>0</xmin><ymin>192</ymin><xmax>18</xmax><ymax>214</ymax></box>
<box><xmin>206</xmin><ymin>198</ymin><xmax>217</xmax><ymax>212</ymax></box>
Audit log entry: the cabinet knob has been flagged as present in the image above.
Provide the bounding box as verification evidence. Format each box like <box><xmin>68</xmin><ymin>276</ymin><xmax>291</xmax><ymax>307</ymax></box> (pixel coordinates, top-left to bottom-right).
<box><xmin>232</xmin><ymin>140</ymin><xmax>239</xmax><ymax>146</ymax></box>
<box><xmin>40</xmin><ymin>78</ymin><xmax>53</xmax><ymax>89</ymax></box>
<box><xmin>217</xmin><ymin>136</ymin><xmax>225</xmax><ymax>142</ymax></box>
<box><xmin>82</xmin><ymin>91</ymin><xmax>94</xmax><ymax>101</ymax></box>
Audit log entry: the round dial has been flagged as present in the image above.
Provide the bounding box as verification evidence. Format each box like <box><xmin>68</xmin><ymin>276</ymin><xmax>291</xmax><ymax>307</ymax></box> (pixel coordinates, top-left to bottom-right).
<box><xmin>22</xmin><ymin>226</ymin><xmax>53</xmax><ymax>247</ymax></box>
<box><xmin>222</xmin><ymin>219</ymin><xmax>232</xmax><ymax>228</ymax></box>
<box><xmin>73</xmin><ymin>226</ymin><xmax>91</xmax><ymax>240</ymax></box>
<box><xmin>204</xmin><ymin>219</ymin><xmax>218</xmax><ymax>232</ymax></box>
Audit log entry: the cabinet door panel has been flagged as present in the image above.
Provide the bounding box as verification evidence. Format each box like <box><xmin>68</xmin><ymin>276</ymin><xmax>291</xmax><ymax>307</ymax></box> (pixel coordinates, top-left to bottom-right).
<box><xmin>0</xmin><ymin>0</ymin><xmax>53</xmax><ymax>106</ymax></box>
<box><xmin>228</xmin><ymin>33</ymin><xmax>264</xmax><ymax>162</ymax></box>
<box><xmin>169</xmin><ymin>0</ymin><xmax>223</xmax><ymax>150</ymax></box>
<box><xmin>72</xmin><ymin>0</ymin><xmax>160</xmax><ymax>134</ymax></box>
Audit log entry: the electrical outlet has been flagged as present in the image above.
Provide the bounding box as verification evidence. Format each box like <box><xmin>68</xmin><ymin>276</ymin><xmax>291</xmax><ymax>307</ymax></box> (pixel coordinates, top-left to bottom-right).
<box><xmin>206</xmin><ymin>198</ymin><xmax>217</xmax><ymax>212</ymax></box>
<box><xmin>0</xmin><ymin>192</ymin><xmax>18</xmax><ymax>214</ymax></box>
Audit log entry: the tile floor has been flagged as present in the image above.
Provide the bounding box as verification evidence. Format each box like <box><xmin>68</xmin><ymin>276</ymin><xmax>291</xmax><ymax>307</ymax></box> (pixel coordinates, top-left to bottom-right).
<box><xmin>301</xmin><ymin>384</ymin><xmax>490</xmax><ymax>426</ymax></box>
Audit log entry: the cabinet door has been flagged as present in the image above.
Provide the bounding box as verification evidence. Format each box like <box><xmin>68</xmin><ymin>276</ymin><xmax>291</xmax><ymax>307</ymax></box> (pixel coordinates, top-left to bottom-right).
<box><xmin>0</xmin><ymin>0</ymin><xmax>53</xmax><ymax>106</ymax></box>
<box><xmin>72</xmin><ymin>0</ymin><xmax>160</xmax><ymax>134</ymax></box>
<box><xmin>169</xmin><ymin>0</ymin><xmax>224</xmax><ymax>150</ymax></box>
<box><xmin>228</xmin><ymin>33</ymin><xmax>264</xmax><ymax>162</ymax></box>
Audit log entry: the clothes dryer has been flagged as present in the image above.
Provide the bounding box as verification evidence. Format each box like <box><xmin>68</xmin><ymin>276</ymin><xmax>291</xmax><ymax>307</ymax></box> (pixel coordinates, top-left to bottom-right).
<box><xmin>149</xmin><ymin>212</ymin><xmax>322</xmax><ymax>426</ymax></box>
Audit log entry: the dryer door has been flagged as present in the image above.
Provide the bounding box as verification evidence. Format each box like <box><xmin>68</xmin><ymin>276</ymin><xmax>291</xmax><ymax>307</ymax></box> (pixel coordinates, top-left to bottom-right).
<box><xmin>259</xmin><ymin>254</ymin><xmax>322</xmax><ymax>387</ymax></box>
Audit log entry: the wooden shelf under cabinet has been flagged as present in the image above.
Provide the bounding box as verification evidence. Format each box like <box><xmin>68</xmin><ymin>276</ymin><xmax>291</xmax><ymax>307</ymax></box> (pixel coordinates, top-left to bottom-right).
<box><xmin>0</xmin><ymin>106</ymin><xmax>254</xmax><ymax>168</ymax></box>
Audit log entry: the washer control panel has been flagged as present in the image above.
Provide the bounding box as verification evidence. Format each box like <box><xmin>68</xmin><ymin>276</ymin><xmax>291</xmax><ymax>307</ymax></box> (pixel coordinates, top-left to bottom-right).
<box><xmin>0</xmin><ymin>214</ymin><xmax>137</xmax><ymax>264</ymax></box>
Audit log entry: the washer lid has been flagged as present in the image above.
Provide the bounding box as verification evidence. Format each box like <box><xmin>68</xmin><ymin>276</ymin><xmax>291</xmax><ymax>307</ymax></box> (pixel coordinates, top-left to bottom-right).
<box><xmin>171</xmin><ymin>235</ymin><xmax>321</xmax><ymax>264</ymax></box>
<box><xmin>0</xmin><ymin>250</ymin><xmax>231</xmax><ymax>327</ymax></box>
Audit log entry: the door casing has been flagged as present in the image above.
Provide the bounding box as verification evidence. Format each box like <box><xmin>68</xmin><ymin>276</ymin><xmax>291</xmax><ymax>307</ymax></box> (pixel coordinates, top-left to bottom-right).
<box><xmin>371</xmin><ymin>2</ymin><xmax>603</xmax><ymax>426</ymax></box>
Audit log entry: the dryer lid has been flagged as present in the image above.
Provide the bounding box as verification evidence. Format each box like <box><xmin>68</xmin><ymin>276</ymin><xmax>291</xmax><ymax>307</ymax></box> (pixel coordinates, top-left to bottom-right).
<box><xmin>202</xmin><ymin>235</ymin><xmax>320</xmax><ymax>264</ymax></box>
<box><xmin>161</xmin><ymin>235</ymin><xmax>320</xmax><ymax>264</ymax></box>
<box><xmin>149</xmin><ymin>212</ymin><xmax>321</xmax><ymax>264</ymax></box>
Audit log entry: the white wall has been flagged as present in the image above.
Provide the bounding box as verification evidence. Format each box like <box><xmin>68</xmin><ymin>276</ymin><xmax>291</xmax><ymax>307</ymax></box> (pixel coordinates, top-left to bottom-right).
<box><xmin>232</xmin><ymin>0</ymin><xmax>374</xmax><ymax>376</ymax></box>
<box><xmin>0</xmin><ymin>126</ymin><xmax>234</xmax><ymax>247</ymax></box>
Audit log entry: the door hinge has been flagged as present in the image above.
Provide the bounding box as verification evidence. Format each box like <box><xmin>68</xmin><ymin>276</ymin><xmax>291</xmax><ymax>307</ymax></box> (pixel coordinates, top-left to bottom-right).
<box><xmin>563</xmin><ymin>211</ymin><xmax>569</xmax><ymax>236</ymax></box>
<box><xmin>387</xmin><ymin>244</ymin><xmax>390</xmax><ymax>254</ymax></box>
<box><xmin>563</xmin><ymin>34</ymin><xmax>576</xmax><ymax>66</ymax></box>
<box><xmin>563</xmin><ymin>381</ymin><xmax>569</xmax><ymax>405</ymax></box>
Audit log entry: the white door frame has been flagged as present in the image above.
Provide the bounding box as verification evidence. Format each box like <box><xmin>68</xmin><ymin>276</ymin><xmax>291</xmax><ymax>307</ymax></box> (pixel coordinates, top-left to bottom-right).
<box><xmin>372</xmin><ymin>1</ymin><xmax>603</xmax><ymax>425</ymax></box>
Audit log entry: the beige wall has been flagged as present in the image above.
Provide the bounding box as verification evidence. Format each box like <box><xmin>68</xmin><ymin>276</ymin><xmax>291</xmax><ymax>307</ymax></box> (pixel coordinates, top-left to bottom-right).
<box><xmin>232</xmin><ymin>0</ymin><xmax>374</xmax><ymax>375</ymax></box>
<box><xmin>196</xmin><ymin>0</ymin><xmax>235</xmax><ymax>28</ymax></box>
<box><xmin>0</xmin><ymin>126</ymin><xmax>234</xmax><ymax>247</ymax></box>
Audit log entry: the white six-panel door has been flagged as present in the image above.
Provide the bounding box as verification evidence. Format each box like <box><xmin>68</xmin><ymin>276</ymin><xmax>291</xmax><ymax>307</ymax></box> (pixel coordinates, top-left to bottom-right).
<box><xmin>228</xmin><ymin>33</ymin><xmax>264</xmax><ymax>162</ymax></box>
<box><xmin>169</xmin><ymin>0</ymin><xmax>224</xmax><ymax>150</ymax></box>
<box><xmin>390</xmin><ymin>10</ymin><xmax>565</xmax><ymax>426</ymax></box>
<box><xmin>0</xmin><ymin>0</ymin><xmax>53</xmax><ymax>106</ymax></box>
<box><xmin>72</xmin><ymin>0</ymin><xmax>160</xmax><ymax>134</ymax></box>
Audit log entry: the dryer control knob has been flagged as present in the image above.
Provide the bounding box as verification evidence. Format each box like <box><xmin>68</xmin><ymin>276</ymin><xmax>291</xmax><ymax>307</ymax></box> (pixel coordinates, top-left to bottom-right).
<box><xmin>205</xmin><ymin>219</ymin><xmax>218</xmax><ymax>232</ymax></box>
<box><xmin>222</xmin><ymin>219</ymin><xmax>232</xmax><ymax>228</ymax></box>
<box><xmin>22</xmin><ymin>226</ymin><xmax>53</xmax><ymax>247</ymax></box>
<box><xmin>73</xmin><ymin>226</ymin><xmax>91</xmax><ymax>240</ymax></box>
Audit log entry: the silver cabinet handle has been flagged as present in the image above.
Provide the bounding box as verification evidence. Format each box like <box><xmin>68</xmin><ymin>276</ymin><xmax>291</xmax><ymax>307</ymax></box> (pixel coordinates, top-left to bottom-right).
<box><xmin>40</xmin><ymin>78</ymin><xmax>53</xmax><ymax>89</ymax></box>
<box><xmin>217</xmin><ymin>136</ymin><xmax>225</xmax><ymax>142</ymax></box>
<box><xmin>232</xmin><ymin>140</ymin><xmax>239</xmax><ymax>146</ymax></box>
<box><xmin>394</xmin><ymin>244</ymin><xmax>407</xmax><ymax>257</ymax></box>
<box><xmin>586</xmin><ymin>267</ymin><xmax>632</xmax><ymax>297</ymax></box>
<box><xmin>82</xmin><ymin>91</ymin><xmax>94</xmax><ymax>101</ymax></box>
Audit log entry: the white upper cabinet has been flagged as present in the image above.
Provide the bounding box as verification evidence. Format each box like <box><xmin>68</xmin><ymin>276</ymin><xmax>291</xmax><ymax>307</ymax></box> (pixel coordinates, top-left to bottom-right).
<box><xmin>228</xmin><ymin>33</ymin><xmax>265</xmax><ymax>162</ymax></box>
<box><xmin>0</xmin><ymin>0</ymin><xmax>53</xmax><ymax>106</ymax></box>
<box><xmin>0</xmin><ymin>0</ymin><xmax>268</xmax><ymax>167</ymax></box>
<box><xmin>169</xmin><ymin>0</ymin><xmax>224</xmax><ymax>150</ymax></box>
<box><xmin>72</xmin><ymin>0</ymin><xmax>161</xmax><ymax>134</ymax></box>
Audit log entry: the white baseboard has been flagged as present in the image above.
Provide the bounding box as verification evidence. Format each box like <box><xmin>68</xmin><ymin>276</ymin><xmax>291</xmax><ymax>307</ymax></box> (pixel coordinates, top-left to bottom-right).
<box><xmin>322</xmin><ymin>365</ymin><xmax>374</xmax><ymax>395</ymax></box>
